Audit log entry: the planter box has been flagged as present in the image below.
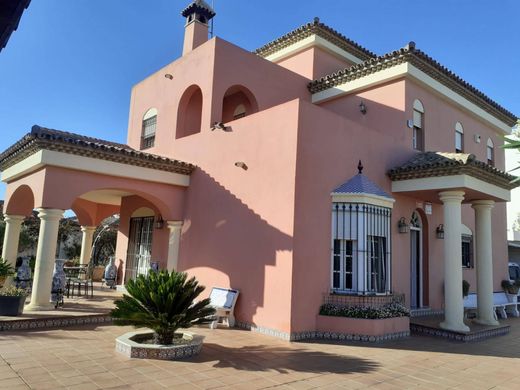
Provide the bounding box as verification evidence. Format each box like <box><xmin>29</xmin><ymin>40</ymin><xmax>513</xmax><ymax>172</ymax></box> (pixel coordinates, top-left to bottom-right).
<box><xmin>316</xmin><ymin>315</ymin><xmax>409</xmax><ymax>337</ymax></box>
<box><xmin>0</xmin><ymin>296</ymin><xmax>25</xmax><ymax>316</ymax></box>
<box><xmin>115</xmin><ymin>330</ymin><xmax>204</xmax><ymax>360</ymax></box>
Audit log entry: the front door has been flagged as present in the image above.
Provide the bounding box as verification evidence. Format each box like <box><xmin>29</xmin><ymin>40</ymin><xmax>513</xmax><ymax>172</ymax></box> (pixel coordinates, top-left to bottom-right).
<box><xmin>410</xmin><ymin>212</ymin><xmax>422</xmax><ymax>308</ymax></box>
<box><xmin>125</xmin><ymin>216</ymin><xmax>154</xmax><ymax>283</ymax></box>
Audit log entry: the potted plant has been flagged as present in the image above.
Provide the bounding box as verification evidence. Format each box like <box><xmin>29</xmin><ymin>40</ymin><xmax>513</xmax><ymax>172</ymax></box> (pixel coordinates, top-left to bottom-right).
<box><xmin>0</xmin><ymin>286</ymin><xmax>27</xmax><ymax>316</ymax></box>
<box><xmin>0</xmin><ymin>257</ymin><xmax>15</xmax><ymax>289</ymax></box>
<box><xmin>112</xmin><ymin>270</ymin><xmax>216</xmax><ymax>360</ymax></box>
<box><xmin>462</xmin><ymin>280</ymin><xmax>470</xmax><ymax>298</ymax></box>
<box><xmin>501</xmin><ymin>280</ymin><xmax>520</xmax><ymax>302</ymax></box>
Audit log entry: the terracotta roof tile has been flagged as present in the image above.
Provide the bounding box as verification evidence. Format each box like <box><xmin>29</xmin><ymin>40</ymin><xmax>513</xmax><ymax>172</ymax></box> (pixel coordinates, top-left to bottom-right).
<box><xmin>255</xmin><ymin>18</ymin><xmax>375</xmax><ymax>61</ymax></box>
<box><xmin>387</xmin><ymin>151</ymin><xmax>518</xmax><ymax>190</ymax></box>
<box><xmin>308</xmin><ymin>42</ymin><xmax>517</xmax><ymax>127</ymax></box>
<box><xmin>0</xmin><ymin>125</ymin><xmax>195</xmax><ymax>175</ymax></box>
<box><xmin>181</xmin><ymin>0</ymin><xmax>215</xmax><ymax>19</ymax></box>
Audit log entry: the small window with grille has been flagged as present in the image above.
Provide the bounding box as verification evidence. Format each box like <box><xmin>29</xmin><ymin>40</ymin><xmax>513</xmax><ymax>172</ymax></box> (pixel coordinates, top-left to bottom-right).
<box><xmin>141</xmin><ymin>109</ymin><xmax>157</xmax><ymax>150</ymax></box>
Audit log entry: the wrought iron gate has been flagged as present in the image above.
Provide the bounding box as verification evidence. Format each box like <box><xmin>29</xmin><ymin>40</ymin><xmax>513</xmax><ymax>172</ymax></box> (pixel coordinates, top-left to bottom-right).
<box><xmin>125</xmin><ymin>216</ymin><xmax>154</xmax><ymax>283</ymax></box>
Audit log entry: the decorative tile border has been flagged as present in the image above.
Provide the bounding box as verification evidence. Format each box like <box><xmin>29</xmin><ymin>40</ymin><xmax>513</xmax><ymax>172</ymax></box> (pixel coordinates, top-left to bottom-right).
<box><xmin>116</xmin><ymin>330</ymin><xmax>204</xmax><ymax>360</ymax></box>
<box><xmin>0</xmin><ymin>314</ymin><xmax>112</xmax><ymax>332</ymax></box>
<box><xmin>410</xmin><ymin>323</ymin><xmax>510</xmax><ymax>342</ymax></box>
<box><xmin>410</xmin><ymin>308</ymin><xmax>444</xmax><ymax>318</ymax></box>
<box><xmin>236</xmin><ymin>321</ymin><xmax>410</xmax><ymax>343</ymax></box>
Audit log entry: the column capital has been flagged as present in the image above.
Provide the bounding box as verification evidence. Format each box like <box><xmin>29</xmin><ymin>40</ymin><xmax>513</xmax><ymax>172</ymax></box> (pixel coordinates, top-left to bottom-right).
<box><xmin>471</xmin><ymin>200</ymin><xmax>495</xmax><ymax>210</ymax></box>
<box><xmin>439</xmin><ymin>190</ymin><xmax>465</xmax><ymax>204</ymax></box>
<box><xmin>3</xmin><ymin>214</ymin><xmax>25</xmax><ymax>223</ymax></box>
<box><xmin>81</xmin><ymin>226</ymin><xmax>97</xmax><ymax>233</ymax></box>
<box><xmin>36</xmin><ymin>208</ymin><xmax>64</xmax><ymax>221</ymax></box>
<box><xmin>167</xmin><ymin>221</ymin><xmax>183</xmax><ymax>231</ymax></box>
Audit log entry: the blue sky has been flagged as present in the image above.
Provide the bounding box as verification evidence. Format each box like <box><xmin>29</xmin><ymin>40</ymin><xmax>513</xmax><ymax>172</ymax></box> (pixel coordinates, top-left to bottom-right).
<box><xmin>0</xmin><ymin>0</ymin><xmax>519</xmax><ymax>202</ymax></box>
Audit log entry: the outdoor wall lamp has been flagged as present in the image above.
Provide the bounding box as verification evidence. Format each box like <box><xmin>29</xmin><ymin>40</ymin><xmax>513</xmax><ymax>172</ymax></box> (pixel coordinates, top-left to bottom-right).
<box><xmin>359</xmin><ymin>101</ymin><xmax>367</xmax><ymax>115</ymax></box>
<box><xmin>164</xmin><ymin>73</ymin><xmax>173</xmax><ymax>80</ymax></box>
<box><xmin>234</xmin><ymin>161</ymin><xmax>248</xmax><ymax>170</ymax></box>
<box><xmin>436</xmin><ymin>224</ymin><xmax>445</xmax><ymax>239</ymax></box>
<box><xmin>398</xmin><ymin>217</ymin><xmax>409</xmax><ymax>233</ymax></box>
<box><xmin>155</xmin><ymin>216</ymin><xmax>164</xmax><ymax>229</ymax></box>
<box><xmin>210</xmin><ymin>122</ymin><xmax>231</xmax><ymax>132</ymax></box>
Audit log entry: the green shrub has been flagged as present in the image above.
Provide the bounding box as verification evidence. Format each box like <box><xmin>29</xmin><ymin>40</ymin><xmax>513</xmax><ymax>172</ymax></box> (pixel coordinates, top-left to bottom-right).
<box><xmin>0</xmin><ymin>258</ymin><xmax>14</xmax><ymax>277</ymax></box>
<box><xmin>319</xmin><ymin>302</ymin><xmax>409</xmax><ymax>319</ymax></box>
<box><xmin>111</xmin><ymin>270</ymin><xmax>216</xmax><ymax>345</ymax></box>
<box><xmin>0</xmin><ymin>286</ymin><xmax>27</xmax><ymax>297</ymax></box>
<box><xmin>462</xmin><ymin>280</ymin><xmax>470</xmax><ymax>297</ymax></box>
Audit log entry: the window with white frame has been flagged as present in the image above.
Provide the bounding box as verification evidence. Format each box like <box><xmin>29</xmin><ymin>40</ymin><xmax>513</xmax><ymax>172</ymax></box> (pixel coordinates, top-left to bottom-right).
<box><xmin>141</xmin><ymin>108</ymin><xmax>158</xmax><ymax>149</ymax></box>
<box><xmin>331</xmin><ymin>203</ymin><xmax>392</xmax><ymax>294</ymax></box>
<box><xmin>412</xmin><ymin>99</ymin><xmax>424</xmax><ymax>151</ymax></box>
<box><xmin>487</xmin><ymin>138</ymin><xmax>494</xmax><ymax>166</ymax></box>
<box><xmin>461</xmin><ymin>224</ymin><xmax>473</xmax><ymax>268</ymax></box>
<box><xmin>455</xmin><ymin>122</ymin><xmax>464</xmax><ymax>153</ymax></box>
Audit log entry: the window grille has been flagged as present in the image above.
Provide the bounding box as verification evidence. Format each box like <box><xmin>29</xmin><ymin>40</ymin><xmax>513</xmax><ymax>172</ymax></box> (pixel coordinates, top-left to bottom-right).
<box><xmin>331</xmin><ymin>203</ymin><xmax>392</xmax><ymax>294</ymax></box>
<box><xmin>141</xmin><ymin>115</ymin><xmax>157</xmax><ymax>149</ymax></box>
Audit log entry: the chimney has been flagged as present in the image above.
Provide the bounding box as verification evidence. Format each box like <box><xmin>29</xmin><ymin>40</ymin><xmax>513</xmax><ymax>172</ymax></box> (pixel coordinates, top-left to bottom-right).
<box><xmin>181</xmin><ymin>0</ymin><xmax>216</xmax><ymax>55</ymax></box>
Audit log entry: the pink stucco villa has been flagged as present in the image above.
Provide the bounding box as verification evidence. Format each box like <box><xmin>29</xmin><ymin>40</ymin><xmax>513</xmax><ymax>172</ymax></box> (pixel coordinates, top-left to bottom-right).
<box><xmin>1</xmin><ymin>1</ymin><xmax>518</xmax><ymax>340</ymax></box>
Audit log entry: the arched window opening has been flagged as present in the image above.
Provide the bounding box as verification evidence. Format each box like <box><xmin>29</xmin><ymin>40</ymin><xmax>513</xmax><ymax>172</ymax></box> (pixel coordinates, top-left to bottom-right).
<box><xmin>221</xmin><ymin>85</ymin><xmax>258</xmax><ymax>123</ymax></box>
<box><xmin>233</xmin><ymin>104</ymin><xmax>246</xmax><ymax>120</ymax></box>
<box><xmin>141</xmin><ymin>108</ymin><xmax>157</xmax><ymax>150</ymax></box>
<box><xmin>176</xmin><ymin>85</ymin><xmax>203</xmax><ymax>139</ymax></box>
<box><xmin>487</xmin><ymin>138</ymin><xmax>494</xmax><ymax>166</ymax></box>
<box><xmin>455</xmin><ymin>122</ymin><xmax>464</xmax><ymax>153</ymax></box>
<box><xmin>412</xmin><ymin>99</ymin><xmax>424</xmax><ymax>151</ymax></box>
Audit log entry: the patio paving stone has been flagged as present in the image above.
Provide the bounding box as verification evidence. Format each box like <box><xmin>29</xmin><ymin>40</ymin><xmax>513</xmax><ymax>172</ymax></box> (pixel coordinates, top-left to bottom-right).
<box><xmin>0</xmin><ymin>317</ymin><xmax>519</xmax><ymax>389</ymax></box>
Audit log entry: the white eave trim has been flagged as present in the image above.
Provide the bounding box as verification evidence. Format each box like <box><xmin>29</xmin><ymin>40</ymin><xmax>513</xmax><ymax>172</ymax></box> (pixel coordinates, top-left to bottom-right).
<box><xmin>391</xmin><ymin>174</ymin><xmax>510</xmax><ymax>202</ymax></box>
<box><xmin>312</xmin><ymin>62</ymin><xmax>512</xmax><ymax>134</ymax></box>
<box><xmin>265</xmin><ymin>34</ymin><xmax>364</xmax><ymax>65</ymax></box>
<box><xmin>331</xmin><ymin>192</ymin><xmax>395</xmax><ymax>208</ymax></box>
<box><xmin>1</xmin><ymin>149</ymin><xmax>190</xmax><ymax>187</ymax></box>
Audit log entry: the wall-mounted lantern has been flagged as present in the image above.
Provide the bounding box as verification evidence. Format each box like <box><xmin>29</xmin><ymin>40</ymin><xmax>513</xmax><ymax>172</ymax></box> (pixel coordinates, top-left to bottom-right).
<box><xmin>398</xmin><ymin>217</ymin><xmax>409</xmax><ymax>233</ymax></box>
<box><xmin>359</xmin><ymin>101</ymin><xmax>367</xmax><ymax>115</ymax></box>
<box><xmin>155</xmin><ymin>216</ymin><xmax>164</xmax><ymax>230</ymax></box>
<box><xmin>436</xmin><ymin>224</ymin><xmax>445</xmax><ymax>239</ymax></box>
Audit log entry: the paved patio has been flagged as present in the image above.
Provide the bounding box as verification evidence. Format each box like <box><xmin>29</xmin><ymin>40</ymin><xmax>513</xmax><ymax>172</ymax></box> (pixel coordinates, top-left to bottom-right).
<box><xmin>0</xmin><ymin>318</ymin><xmax>519</xmax><ymax>390</ymax></box>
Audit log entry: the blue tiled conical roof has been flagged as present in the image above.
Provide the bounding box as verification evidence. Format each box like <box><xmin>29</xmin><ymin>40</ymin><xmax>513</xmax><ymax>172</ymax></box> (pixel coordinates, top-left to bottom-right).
<box><xmin>332</xmin><ymin>174</ymin><xmax>392</xmax><ymax>199</ymax></box>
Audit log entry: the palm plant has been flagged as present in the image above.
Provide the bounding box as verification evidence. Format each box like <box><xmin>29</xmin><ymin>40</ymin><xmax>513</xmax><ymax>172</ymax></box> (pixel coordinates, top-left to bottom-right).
<box><xmin>0</xmin><ymin>258</ymin><xmax>15</xmax><ymax>288</ymax></box>
<box><xmin>111</xmin><ymin>270</ymin><xmax>216</xmax><ymax>345</ymax></box>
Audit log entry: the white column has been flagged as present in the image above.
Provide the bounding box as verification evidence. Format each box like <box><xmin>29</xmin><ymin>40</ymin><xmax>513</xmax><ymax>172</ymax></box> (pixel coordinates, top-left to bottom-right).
<box><xmin>2</xmin><ymin>215</ymin><xmax>25</xmax><ymax>268</ymax></box>
<box><xmin>439</xmin><ymin>191</ymin><xmax>470</xmax><ymax>332</ymax></box>
<box><xmin>79</xmin><ymin>226</ymin><xmax>96</xmax><ymax>265</ymax></box>
<box><xmin>472</xmin><ymin>200</ymin><xmax>499</xmax><ymax>325</ymax></box>
<box><xmin>166</xmin><ymin>221</ymin><xmax>183</xmax><ymax>272</ymax></box>
<box><xmin>26</xmin><ymin>208</ymin><xmax>63</xmax><ymax>311</ymax></box>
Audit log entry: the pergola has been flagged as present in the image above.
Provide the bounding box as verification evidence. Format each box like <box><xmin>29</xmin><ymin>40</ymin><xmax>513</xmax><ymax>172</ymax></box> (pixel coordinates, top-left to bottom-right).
<box><xmin>0</xmin><ymin>126</ymin><xmax>194</xmax><ymax>311</ymax></box>
<box><xmin>389</xmin><ymin>151</ymin><xmax>519</xmax><ymax>332</ymax></box>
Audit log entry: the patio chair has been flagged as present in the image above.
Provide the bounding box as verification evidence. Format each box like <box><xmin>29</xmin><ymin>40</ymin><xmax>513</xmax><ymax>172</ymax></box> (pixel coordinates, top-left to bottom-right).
<box><xmin>208</xmin><ymin>287</ymin><xmax>239</xmax><ymax>329</ymax></box>
<box><xmin>68</xmin><ymin>264</ymin><xmax>94</xmax><ymax>298</ymax></box>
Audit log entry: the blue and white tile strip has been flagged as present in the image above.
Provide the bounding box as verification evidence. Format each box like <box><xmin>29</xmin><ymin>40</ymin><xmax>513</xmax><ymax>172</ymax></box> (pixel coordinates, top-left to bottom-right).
<box><xmin>0</xmin><ymin>315</ymin><xmax>113</xmax><ymax>331</ymax></box>
<box><xmin>410</xmin><ymin>323</ymin><xmax>510</xmax><ymax>342</ymax></box>
<box><xmin>236</xmin><ymin>321</ymin><xmax>410</xmax><ymax>343</ymax></box>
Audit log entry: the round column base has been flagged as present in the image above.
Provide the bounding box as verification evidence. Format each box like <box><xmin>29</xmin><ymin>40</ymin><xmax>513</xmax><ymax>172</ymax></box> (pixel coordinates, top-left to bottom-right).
<box><xmin>473</xmin><ymin>317</ymin><xmax>499</xmax><ymax>326</ymax></box>
<box><xmin>440</xmin><ymin>321</ymin><xmax>470</xmax><ymax>333</ymax></box>
<box><xmin>25</xmin><ymin>303</ymin><xmax>55</xmax><ymax>312</ymax></box>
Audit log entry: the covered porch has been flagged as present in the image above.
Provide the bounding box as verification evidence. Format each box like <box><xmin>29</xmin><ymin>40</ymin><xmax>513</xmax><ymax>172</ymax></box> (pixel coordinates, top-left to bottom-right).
<box><xmin>0</xmin><ymin>126</ymin><xmax>194</xmax><ymax>311</ymax></box>
<box><xmin>389</xmin><ymin>152</ymin><xmax>519</xmax><ymax>332</ymax></box>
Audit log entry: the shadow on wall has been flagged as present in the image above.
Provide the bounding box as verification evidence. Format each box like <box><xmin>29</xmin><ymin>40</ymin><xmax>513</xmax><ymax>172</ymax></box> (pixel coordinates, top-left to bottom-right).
<box><xmin>179</xmin><ymin>169</ymin><xmax>293</xmax><ymax>326</ymax></box>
